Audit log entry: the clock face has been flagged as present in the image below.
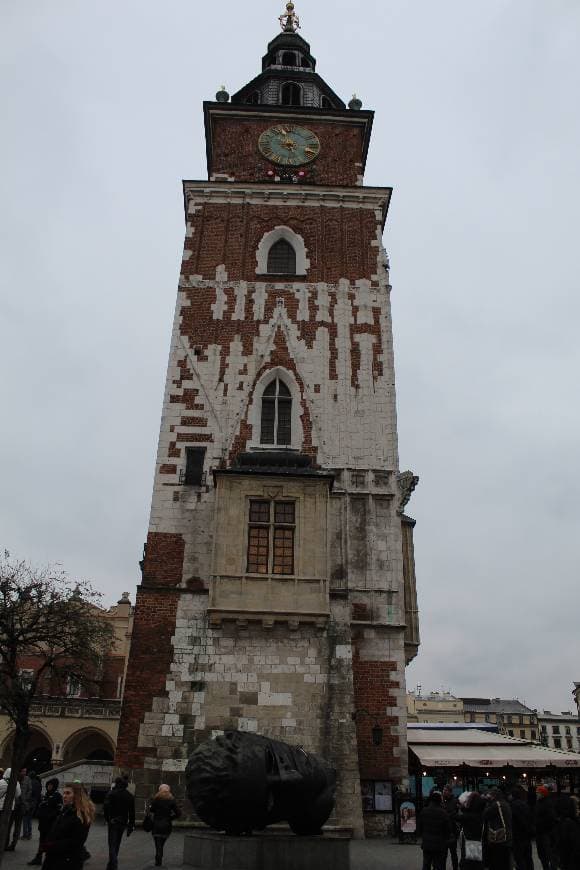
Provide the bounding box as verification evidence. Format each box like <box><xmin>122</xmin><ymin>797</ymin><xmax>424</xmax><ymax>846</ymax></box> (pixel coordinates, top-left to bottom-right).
<box><xmin>258</xmin><ymin>125</ymin><xmax>321</xmax><ymax>166</ymax></box>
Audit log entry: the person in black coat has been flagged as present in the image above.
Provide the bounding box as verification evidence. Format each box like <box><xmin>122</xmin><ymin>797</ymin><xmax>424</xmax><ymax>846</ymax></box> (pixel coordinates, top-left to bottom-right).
<box><xmin>104</xmin><ymin>777</ymin><xmax>135</xmax><ymax>870</ymax></box>
<box><xmin>418</xmin><ymin>791</ymin><xmax>452</xmax><ymax>870</ymax></box>
<box><xmin>459</xmin><ymin>792</ymin><xmax>485</xmax><ymax>869</ymax></box>
<box><xmin>483</xmin><ymin>789</ymin><xmax>513</xmax><ymax>870</ymax></box>
<box><xmin>443</xmin><ymin>785</ymin><xmax>460</xmax><ymax>870</ymax></box>
<box><xmin>510</xmin><ymin>786</ymin><xmax>535</xmax><ymax>870</ymax></box>
<box><xmin>41</xmin><ymin>782</ymin><xmax>95</xmax><ymax>870</ymax></box>
<box><xmin>535</xmin><ymin>785</ymin><xmax>558</xmax><ymax>870</ymax></box>
<box><xmin>28</xmin><ymin>778</ymin><xmax>62</xmax><ymax>866</ymax></box>
<box><xmin>148</xmin><ymin>784</ymin><xmax>181</xmax><ymax>867</ymax></box>
<box><xmin>557</xmin><ymin>796</ymin><xmax>580</xmax><ymax>870</ymax></box>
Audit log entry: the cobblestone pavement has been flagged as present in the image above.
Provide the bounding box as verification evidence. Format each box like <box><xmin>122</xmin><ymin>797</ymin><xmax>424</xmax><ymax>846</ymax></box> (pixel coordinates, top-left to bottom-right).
<box><xmin>0</xmin><ymin>819</ymin><xmax>455</xmax><ymax>869</ymax></box>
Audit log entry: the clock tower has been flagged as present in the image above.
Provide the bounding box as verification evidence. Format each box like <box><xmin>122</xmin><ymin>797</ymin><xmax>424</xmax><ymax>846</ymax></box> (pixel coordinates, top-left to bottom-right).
<box><xmin>117</xmin><ymin>4</ymin><xmax>420</xmax><ymax>837</ymax></box>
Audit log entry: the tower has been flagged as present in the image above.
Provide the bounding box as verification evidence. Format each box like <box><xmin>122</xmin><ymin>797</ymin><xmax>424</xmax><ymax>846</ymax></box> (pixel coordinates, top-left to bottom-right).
<box><xmin>117</xmin><ymin>4</ymin><xmax>420</xmax><ymax>836</ymax></box>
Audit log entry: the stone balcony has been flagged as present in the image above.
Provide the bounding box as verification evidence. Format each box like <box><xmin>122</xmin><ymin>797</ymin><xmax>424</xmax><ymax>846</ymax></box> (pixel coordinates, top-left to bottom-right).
<box><xmin>29</xmin><ymin>696</ymin><xmax>121</xmax><ymax>720</ymax></box>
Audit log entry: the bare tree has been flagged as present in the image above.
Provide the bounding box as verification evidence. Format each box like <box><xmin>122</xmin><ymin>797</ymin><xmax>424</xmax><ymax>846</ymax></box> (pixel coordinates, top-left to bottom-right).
<box><xmin>0</xmin><ymin>553</ymin><xmax>113</xmax><ymax>866</ymax></box>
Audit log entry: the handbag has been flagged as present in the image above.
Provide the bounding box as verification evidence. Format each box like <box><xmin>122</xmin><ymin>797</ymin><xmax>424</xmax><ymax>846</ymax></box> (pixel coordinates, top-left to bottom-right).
<box><xmin>461</xmin><ymin>830</ymin><xmax>483</xmax><ymax>862</ymax></box>
<box><xmin>142</xmin><ymin>812</ymin><xmax>153</xmax><ymax>833</ymax></box>
<box><xmin>487</xmin><ymin>801</ymin><xmax>508</xmax><ymax>845</ymax></box>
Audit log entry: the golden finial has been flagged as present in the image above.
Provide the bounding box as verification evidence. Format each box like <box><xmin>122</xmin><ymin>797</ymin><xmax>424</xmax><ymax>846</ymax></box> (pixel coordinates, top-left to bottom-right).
<box><xmin>279</xmin><ymin>2</ymin><xmax>300</xmax><ymax>32</ymax></box>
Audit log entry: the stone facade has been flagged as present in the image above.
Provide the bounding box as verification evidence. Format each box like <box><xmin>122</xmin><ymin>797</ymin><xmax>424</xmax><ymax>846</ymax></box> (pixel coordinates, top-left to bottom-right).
<box><xmin>407</xmin><ymin>692</ymin><xmax>464</xmax><ymax>723</ymax></box>
<box><xmin>538</xmin><ymin>710</ymin><xmax>580</xmax><ymax>753</ymax></box>
<box><xmin>117</xmin><ymin>19</ymin><xmax>419</xmax><ymax>837</ymax></box>
<box><xmin>462</xmin><ymin>698</ymin><xmax>539</xmax><ymax>743</ymax></box>
<box><xmin>0</xmin><ymin>595</ymin><xmax>133</xmax><ymax>772</ymax></box>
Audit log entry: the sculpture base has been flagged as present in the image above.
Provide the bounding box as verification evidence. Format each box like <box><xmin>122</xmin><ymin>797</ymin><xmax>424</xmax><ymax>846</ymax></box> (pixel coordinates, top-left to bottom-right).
<box><xmin>184</xmin><ymin>829</ymin><xmax>351</xmax><ymax>870</ymax></box>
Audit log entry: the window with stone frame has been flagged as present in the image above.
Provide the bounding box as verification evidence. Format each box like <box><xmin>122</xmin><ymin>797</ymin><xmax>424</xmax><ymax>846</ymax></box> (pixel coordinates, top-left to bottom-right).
<box><xmin>267</xmin><ymin>239</ymin><xmax>296</xmax><ymax>274</ymax></box>
<box><xmin>260</xmin><ymin>378</ymin><xmax>292</xmax><ymax>445</ymax></box>
<box><xmin>246</xmin><ymin>499</ymin><xmax>295</xmax><ymax>575</ymax></box>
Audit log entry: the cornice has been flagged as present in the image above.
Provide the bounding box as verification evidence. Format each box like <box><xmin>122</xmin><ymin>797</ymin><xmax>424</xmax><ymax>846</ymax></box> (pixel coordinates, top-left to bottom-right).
<box><xmin>182</xmin><ymin>180</ymin><xmax>392</xmax><ymax>226</ymax></box>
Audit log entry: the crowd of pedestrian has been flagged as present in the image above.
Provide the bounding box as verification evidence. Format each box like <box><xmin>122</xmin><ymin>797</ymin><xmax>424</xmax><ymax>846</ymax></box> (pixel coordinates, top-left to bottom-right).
<box><xmin>0</xmin><ymin>766</ymin><xmax>181</xmax><ymax>869</ymax></box>
<box><xmin>418</xmin><ymin>781</ymin><xmax>580</xmax><ymax>870</ymax></box>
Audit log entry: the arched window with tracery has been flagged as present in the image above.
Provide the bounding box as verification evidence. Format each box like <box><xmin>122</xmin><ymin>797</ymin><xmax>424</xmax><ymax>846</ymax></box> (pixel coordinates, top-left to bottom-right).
<box><xmin>260</xmin><ymin>379</ymin><xmax>292</xmax><ymax>445</ymax></box>
<box><xmin>281</xmin><ymin>82</ymin><xmax>302</xmax><ymax>106</ymax></box>
<box><xmin>267</xmin><ymin>239</ymin><xmax>296</xmax><ymax>274</ymax></box>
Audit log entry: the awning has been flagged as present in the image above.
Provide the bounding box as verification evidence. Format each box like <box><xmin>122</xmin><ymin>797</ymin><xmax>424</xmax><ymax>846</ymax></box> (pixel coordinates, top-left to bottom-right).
<box><xmin>408</xmin><ymin>729</ymin><xmax>580</xmax><ymax>770</ymax></box>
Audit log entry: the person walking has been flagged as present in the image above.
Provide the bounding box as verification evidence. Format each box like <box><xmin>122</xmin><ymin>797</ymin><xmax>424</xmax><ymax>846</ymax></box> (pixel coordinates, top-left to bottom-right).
<box><xmin>0</xmin><ymin>768</ymin><xmax>22</xmax><ymax>850</ymax></box>
<box><xmin>40</xmin><ymin>782</ymin><xmax>95</xmax><ymax>870</ymax></box>
<box><xmin>458</xmin><ymin>792</ymin><xmax>486</xmax><ymax>869</ymax></box>
<box><xmin>103</xmin><ymin>777</ymin><xmax>135</xmax><ymax>870</ymax></box>
<box><xmin>483</xmin><ymin>788</ymin><xmax>513</xmax><ymax>870</ymax></box>
<box><xmin>535</xmin><ymin>785</ymin><xmax>558</xmax><ymax>870</ymax></box>
<box><xmin>418</xmin><ymin>790</ymin><xmax>452</xmax><ymax>870</ymax></box>
<box><xmin>22</xmin><ymin>770</ymin><xmax>40</xmax><ymax>840</ymax></box>
<box><xmin>510</xmin><ymin>786</ymin><xmax>535</xmax><ymax>870</ymax></box>
<box><xmin>443</xmin><ymin>785</ymin><xmax>460</xmax><ymax>870</ymax></box>
<box><xmin>147</xmin><ymin>784</ymin><xmax>181</xmax><ymax>867</ymax></box>
<box><xmin>27</xmin><ymin>777</ymin><xmax>62</xmax><ymax>866</ymax></box>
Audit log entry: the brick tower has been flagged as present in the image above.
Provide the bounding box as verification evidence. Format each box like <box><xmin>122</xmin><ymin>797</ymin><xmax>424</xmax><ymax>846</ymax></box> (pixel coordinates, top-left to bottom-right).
<box><xmin>117</xmin><ymin>4</ymin><xmax>420</xmax><ymax>836</ymax></box>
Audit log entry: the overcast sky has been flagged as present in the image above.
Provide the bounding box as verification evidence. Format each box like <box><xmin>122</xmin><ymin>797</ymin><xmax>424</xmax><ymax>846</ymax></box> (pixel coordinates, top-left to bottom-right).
<box><xmin>1</xmin><ymin>1</ymin><xmax>579</xmax><ymax>715</ymax></box>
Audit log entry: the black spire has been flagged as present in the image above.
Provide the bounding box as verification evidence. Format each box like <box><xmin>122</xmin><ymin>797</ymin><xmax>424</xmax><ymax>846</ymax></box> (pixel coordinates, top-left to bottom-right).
<box><xmin>230</xmin><ymin>5</ymin><xmax>345</xmax><ymax>109</ymax></box>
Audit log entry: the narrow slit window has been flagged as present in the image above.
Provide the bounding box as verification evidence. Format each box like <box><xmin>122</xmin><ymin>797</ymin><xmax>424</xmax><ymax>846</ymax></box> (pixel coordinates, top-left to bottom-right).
<box><xmin>267</xmin><ymin>239</ymin><xmax>296</xmax><ymax>274</ymax></box>
<box><xmin>184</xmin><ymin>447</ymin><xmax>206</xmax><ymax>485</ymax></box>
<box><xmin>260</xmin><ymin>379</ymin><xmax>292</xmax><ymax>446</ymax></box>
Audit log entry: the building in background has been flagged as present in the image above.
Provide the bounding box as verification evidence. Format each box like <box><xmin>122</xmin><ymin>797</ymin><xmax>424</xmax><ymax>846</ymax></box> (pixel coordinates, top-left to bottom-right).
<box><xmin>0</xmin><ymin>594</ymin><xmax>133</xmax><ymax>773</ymax></box>
<box><xmin>407</xmin><ymin>692</ymin><xmax>464</xmax><ymax>723</ymax></box>
<box><xmin>116</xmin><ymin>4</ymin><xmax>420</xmax><ymax>836</ymax></box>
<box><xmin>462</xmin><ymin>698</ymin><xmax>538</xmax><ymax>742</ymax></box>
<box><xmin>538</xmin><ymin>710</ymin><xmax>580</xmax><ymax>753</ymax></box>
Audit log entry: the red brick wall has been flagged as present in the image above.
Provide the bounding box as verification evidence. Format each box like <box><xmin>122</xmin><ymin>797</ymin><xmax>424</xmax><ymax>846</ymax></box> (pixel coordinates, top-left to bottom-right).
<box><xmin>100</xmin><ymin>655</ymin><xmax>125</xmax><ymax>700</ymax></box>
<box><xmin>141</xmin><ymin>532</ymin><xmax>185</xmax><ymax>587</ymax></box>
<box><xmin>182</xmin><ymin>202</ymin><xmax>379</xmax><ymax>284</ymax></box>
<box><xmin>115</xmin><ymin>586</ymin><xmax>181</xmax><ymax>769</ymax></box>
<box><xmin>352</xmin><ymin>644</ymin><xmax>401</xmax><ymax>781</ymax></box>
<box><xmin>210</xmin><ymin>116</ymin><xmax>366</xmax><ymax>186</ymax></box>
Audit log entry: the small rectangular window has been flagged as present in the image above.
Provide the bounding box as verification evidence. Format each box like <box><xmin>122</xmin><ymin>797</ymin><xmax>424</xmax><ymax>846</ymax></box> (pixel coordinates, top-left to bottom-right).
<box><xmin>66</xmin><ymin>676</ymin><xmax>82</xmax><ymax>698</ymax></box>
<box><xmin>519</xmin><ymin>729</ymin><xmax>526</xmax><ymax>739</ymax></box>
<box><xmin>18</xmin><ymin>669</ymin><xmax>34</xmax><ymax>689</ymax></box>
<box><xmin>553</xmin><ymin>725</ymin><xmax>561</xmax><ymax>735</ymax></box>
<box><xmin>184</xmin><ymin>447</ymin><xmax>206</xmax><ymax>485</ymax></box>
<box><xmin>554</xmin><ymin>737</ymin><xmax>562</xmax><ymax>749</ymax></box>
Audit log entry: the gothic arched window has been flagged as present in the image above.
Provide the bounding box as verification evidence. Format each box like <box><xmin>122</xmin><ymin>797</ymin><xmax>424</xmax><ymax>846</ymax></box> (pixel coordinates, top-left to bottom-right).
<box><xmin>321</xmin><ymin>96</ymin><xmax>332</xmax><ymax>109</ymax></box>
<box><xmin>281</xmin><ymin>82</ymin><xmax>302</xmax><ymax>106</ymax></box>
<box><xmin>246</xmin><ymin>91</ymin><xmax>260</xmax><ymax>105</ymax></box>
<box><xmin>267</xmin><ymin>239</ymin><xmax>296</xmax><ymax>274</ymax></box>
<box><xmin>260</xmin><ymin>379</ymin><xmax>292</xmax><ymax>445</ymax></box>
<box><xmin>281</xmin><ymin>51</ymin><xmax>297</xmax><ymax>66</ymax></box>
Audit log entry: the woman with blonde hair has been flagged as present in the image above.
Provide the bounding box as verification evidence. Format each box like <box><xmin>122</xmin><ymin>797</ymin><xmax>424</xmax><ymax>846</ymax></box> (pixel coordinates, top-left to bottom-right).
<box><xmin>147</xmin><ymin>783</ymin><xmax>181</xmax><ymax>867</ymax></box>
<box><xmin>40</xmin><ymin>781</ymin><xmax>95</xmax><ymax>869</ymax></box>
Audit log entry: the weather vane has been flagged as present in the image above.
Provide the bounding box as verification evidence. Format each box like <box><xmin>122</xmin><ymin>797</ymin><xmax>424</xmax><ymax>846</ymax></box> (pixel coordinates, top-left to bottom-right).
<box><xmin>279</xmin><ymin>2</ymin><xmax>300</xmax><ymax>32</ymax></box>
